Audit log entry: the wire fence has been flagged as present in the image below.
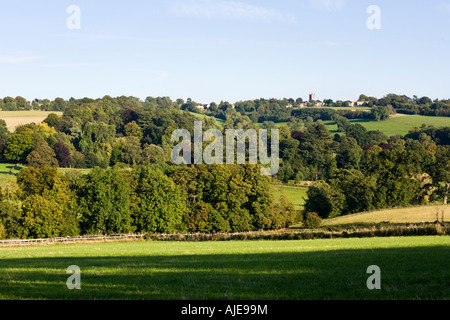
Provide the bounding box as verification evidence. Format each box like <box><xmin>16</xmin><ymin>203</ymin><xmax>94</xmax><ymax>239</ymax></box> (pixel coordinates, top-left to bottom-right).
<box><xmin>0</xmin><ymin>234</ymin><xmax>146</xmax><ymax>247</ymax></box>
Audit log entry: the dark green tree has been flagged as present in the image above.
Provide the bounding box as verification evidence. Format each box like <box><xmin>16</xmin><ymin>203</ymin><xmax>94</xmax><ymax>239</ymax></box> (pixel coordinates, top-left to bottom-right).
<box><xmin>304</xmin><ymin>181</ymin><xmax>344</xmax><ymax>219</ymax></box>
<box><xmin>76</xmin><ymin>168</ymin><xmax>133</xmax><ymax>235</ymax></box>
<box><xmin>330</xmin><ymin>169</ymin><xmax>376</xmax><ymax>214</ymax></box>
<box><xmin>133</xmin><ymin>167</ymin><xmax>185</xmax><ymax>233</ymax></box>
<box><xmin>336</xmin><ymin>137</ymin><xmax>361</xmax><ymax>170</ymax></box>
<box><xmin>299</xmin><ymin>122</ymin><xmax>336</xmax><ymax>181</ymax></box>
<box><xmin>345</xmin><ymin>123</ymin><xmax>369</xmax><ymax>148</ymax></box>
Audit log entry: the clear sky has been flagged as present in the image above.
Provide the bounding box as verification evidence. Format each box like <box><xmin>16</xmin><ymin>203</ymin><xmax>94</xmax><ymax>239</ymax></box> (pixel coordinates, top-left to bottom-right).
<box><xmin>0</xmin><ymin>0</ymin><xmax>449</xmax><ymax>103</ymax></box>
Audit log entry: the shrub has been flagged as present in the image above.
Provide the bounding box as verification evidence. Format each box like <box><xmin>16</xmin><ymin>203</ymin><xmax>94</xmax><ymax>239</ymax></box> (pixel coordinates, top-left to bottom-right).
<box><xmin>303</xmin><ymin>212</ymin><xmax>322</xmax><ymax>229</ymax></box>
<box><xmin>0</xmin><ymin>200</ymin><xmax>25</xmax><ymax>239</ymax></box>
<box><xmin>0</xmin><ymin>222</ymin><xmax>6</xmax><ymax>239</ymax></box>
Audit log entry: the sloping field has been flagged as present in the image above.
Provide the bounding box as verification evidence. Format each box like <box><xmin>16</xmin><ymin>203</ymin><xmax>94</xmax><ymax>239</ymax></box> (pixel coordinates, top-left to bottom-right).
<box><xmin>0</xmin><ymin>111</ymin><xmax>63</xmax><ymax>132</ymax></box>
<box><xmin>273</xmin><ymin>185</ymin><xmax>308</xmax><ymax>210</ymax></box>
<box><xmin>188</xmin><ymin>111</ymin><xmax>225</xmax><ymax>128</ymax></box>
<box><xmin>323</xmin><ymin>205</ymin><xmax>449</xmax><ymax>227</ymax></box>
<box><xmin>0</xmin><ymin>163</ymin><xmax>26</xmax><ymax>186</ymax></box>
<box><xmin>324</xmin><ymin>115</ymin><xmax>449</xmax><ymax>137</ymax></box>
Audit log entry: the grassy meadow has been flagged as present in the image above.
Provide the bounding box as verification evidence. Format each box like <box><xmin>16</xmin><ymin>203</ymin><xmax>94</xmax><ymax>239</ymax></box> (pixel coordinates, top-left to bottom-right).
<box><xmin>0</xmin><ymin>236</ymin><xmax>448</xmax><ymax>300</ymax></box>
<box><xmin>0</xmin><ymin>163</ymin><xmax>26</xmax><ymax>186</ymax></box>
<box><xmin>188</xmin><ymin>111</ymin><xmax>225</xmax><ymax>128</ymax></box>
<box><xmin>273</xmin><ymin>185</ymin><xmax>308</xmax><ymax>210</ymax></box>
<box><xmin>323</xmin><ymin>115</ymin><xmax>450</xmax><ymax>137</ymax></box>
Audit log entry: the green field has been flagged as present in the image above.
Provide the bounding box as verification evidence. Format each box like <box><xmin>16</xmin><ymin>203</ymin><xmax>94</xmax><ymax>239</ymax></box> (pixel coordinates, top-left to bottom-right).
<box><xmin>0</xmin><ymin>236</ymin><xmax>448</xmax><ymax>300</ymax></box>
<box><xmin>188</xmin><ymin>111</ymin><xmax>225</xmax><ymax>128</ymax></box>
<box><xmin>0</xmin><ymin>165</ymin><xmax>96</xmax><ymax>186</ymax></box>
<box><xmin>273</xmin><ymin>185</ymin><xmax>308</xmax><ymax>210</ymax></box>
<box><xmin>0</xmin><ymin>163</ymin><xmax>26</xmax><ymax>186</ymax></box>
<box><xmin>324</xmin><ymin>115</ymin><xmax>450</xmax><ymax>137</ymax></box>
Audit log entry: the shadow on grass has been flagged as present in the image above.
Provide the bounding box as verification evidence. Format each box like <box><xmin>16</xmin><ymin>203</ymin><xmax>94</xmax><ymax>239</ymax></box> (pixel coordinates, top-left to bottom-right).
<box><xmin>0</xmin><ymin>246</ymin><xmax>448</xmax><ymax>300</ymax></box>
<box><xmin>0</xmin><ymin>164</ymin><xmax>15</xmax><ymax>173</ymax></box>
<box><xmin>0</xmin><ymin>164</ymin><xmax>24</xmax><ymax>182</ymax></box>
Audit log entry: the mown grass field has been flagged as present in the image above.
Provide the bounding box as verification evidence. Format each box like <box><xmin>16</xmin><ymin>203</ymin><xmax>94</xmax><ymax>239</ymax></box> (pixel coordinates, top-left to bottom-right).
<box><xmin>0</xmin><ymin>111</ymin><xmax>63</xmax><ymax>132</ymax></box>
<box><xmin>0</xmin><ymin>163</ymin><xmax>26</xmax><ymax>186</ymax></box>
<box><xmin>273</xmin><ymin>185</ymin><xmax>308</xmax><ymax>210</ymax></box>
<box><xmin>322</xmin><ymin>205</ymin><xmax>450</xmax><ymax>227</ymax></box>
<box><xmin>0</xmin><ymin>236</ymin><xmax>448</xmax><ymax>300</ymax></box>
<box><xmin>323</xmin><ymin>115</ymin><xmax>450</xmax><ymax>137</ymax></box>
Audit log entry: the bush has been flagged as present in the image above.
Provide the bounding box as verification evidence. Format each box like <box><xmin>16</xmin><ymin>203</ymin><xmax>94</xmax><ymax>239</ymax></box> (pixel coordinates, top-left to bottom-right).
<box><xmin>0</xmin><ymin>200</ymin><xmax>25</xmax><ymax>239</ymax></box>
<box><xmin>0</xmin><ymin>222</ymin><xmax>6</xmax><ymax>239</ymax></box>
<box><xmin>303</xmin><ymin>212</ymin><xmax>322</xmax><ymax>229</ymax></box>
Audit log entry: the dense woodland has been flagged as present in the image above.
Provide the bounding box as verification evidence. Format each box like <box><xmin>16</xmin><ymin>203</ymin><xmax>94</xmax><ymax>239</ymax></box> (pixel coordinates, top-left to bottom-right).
<box><xmin>0</xmin><ymin>94</ymin><xmax>449</xmax><ymax>239</ymax></box>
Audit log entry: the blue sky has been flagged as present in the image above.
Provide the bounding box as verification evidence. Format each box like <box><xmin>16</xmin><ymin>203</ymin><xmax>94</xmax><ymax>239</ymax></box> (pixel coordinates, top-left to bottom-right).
<box><xmin>0</xmin><ymin>0</ymin><xmax>449</xmax><ymax>103</ymax></box>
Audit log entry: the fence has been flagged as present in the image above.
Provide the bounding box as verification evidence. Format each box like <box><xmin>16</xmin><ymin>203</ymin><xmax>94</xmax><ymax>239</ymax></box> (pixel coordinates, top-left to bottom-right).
<box><xmin>0</xmin><ymin>234</ymin><xmax>146</xmax><ymax>247</ymax></box>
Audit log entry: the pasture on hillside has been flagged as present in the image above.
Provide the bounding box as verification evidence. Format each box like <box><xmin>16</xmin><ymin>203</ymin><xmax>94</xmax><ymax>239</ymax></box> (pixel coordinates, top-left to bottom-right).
<box><xmin>188</xmin><ymin>111</ymin><xmax>225</xmax><ymax>128</ymax></box>
<box><xmin>323</xmin><ymin>115</ymin><xmax>450</xmax><ymax>137</ymax></box>
<box><xmin>0</xmin><ymin>163</ymin><xmax>26</xmax><ymax>186</ymax></box>
<box><xmin>273</xmin><ymin>185</ymin><xmax>308</xmax><ymax>210</ymax></box>
<box><xmin>190</xmin><ymin>111</ymin><xmax>449</xmax><ymax>137</ymax></box>
<box><xmin>0</xmin><ymin>236</ymin><xmax>448</xmax><ymax>300</ymax></box>
<box><xmin>0</xmin><ymin>111</ymin><xmax>63</xmax><ymax>132</ymax></box>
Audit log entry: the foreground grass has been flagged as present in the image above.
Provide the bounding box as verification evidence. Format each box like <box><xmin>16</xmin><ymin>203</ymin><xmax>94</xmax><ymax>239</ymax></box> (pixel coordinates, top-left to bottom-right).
<box><xmin>0</xmin><ymin>236</ymin><xmax>448</xmax><ymax>300</ymax></box>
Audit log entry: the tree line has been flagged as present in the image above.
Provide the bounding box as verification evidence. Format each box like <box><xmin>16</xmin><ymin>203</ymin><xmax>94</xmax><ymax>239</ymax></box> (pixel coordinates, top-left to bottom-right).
<box><xmin>0</xmin><ymin>164</ymin><xmax>297</xmax><ymax>239</ymax></box>
<box><xmin>278</xmin><ymin>121</ymin><xmax>449</xmax><ymax>219</ymax></box>
<box><xmin>0</xmin><ymin>95</ymin><xmax>448</xmax><ymax>238</ymax></box>
<box><xmin>358</xmin><ymin>94</ymin><xmax>450</xmax><ymax>117</ymax></box>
